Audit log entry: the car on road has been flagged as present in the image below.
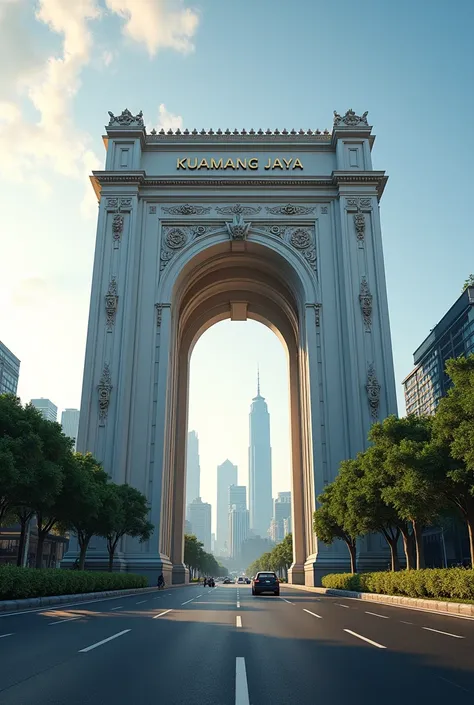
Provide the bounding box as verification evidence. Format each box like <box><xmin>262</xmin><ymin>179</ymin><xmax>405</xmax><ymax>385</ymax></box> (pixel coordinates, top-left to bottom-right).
<box><xmin>252</xmin><ymin>571</ymin><xmax>280</xmax><ymax>596</ymax></box>
<box><xmin>237</xmin><ymin>577</ymin><xmax>245</xmax><ymax>584</ymax></box>
<box><xmin>223</xmin><ymin>577</ymin><xmax>233</xmax><ymax>584</ymax></box>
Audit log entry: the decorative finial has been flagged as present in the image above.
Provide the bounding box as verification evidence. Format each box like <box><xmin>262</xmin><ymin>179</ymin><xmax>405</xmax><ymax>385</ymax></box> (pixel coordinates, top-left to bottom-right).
<box><xmin>333</xmin><ymin>109</ymin><xmax>369</xmax><ymax>128</ymax></box>
<box><xmin>107</xmin><ymin>109</ymin><xmax>144</xmax><ymax>128</ymax></box>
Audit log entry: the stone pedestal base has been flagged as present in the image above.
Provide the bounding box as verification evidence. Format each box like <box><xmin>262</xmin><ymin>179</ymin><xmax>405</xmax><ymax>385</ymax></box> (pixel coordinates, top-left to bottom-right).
<box><xmin>288</xmin><ymin>563</ymin><xmax>305</xmax><ymax>585</ymax></box>
<box><xmin>171</xmin><ymin>562</ymin><xmax>189</xmax><ymax>585</ymax></box>
<box><xmin>303</xmin><ymin>553</ymin><xmax>351</xmax><ymax>587</ymax></box>
<box><xmin>61</xmin><ymin>547</ymin><xmax>173</xmax><ymax>586</ymax></box>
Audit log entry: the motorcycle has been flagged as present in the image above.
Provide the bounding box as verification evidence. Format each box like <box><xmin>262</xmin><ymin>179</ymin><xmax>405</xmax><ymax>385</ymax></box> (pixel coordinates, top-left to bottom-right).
<box><xmin>208</xmin><ymin>578</ymin><xmax>215</xmax><ymax>588</ymax></box>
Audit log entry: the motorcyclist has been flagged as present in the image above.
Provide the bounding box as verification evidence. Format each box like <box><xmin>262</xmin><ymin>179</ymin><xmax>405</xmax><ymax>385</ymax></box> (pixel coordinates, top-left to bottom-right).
<box><xmin>157</xmin><ymin>573</ymin><xmax>165</xmax><ymax>589</ymax></box>
<box><xmin>203</xmin><ymin>577</ymin><xmax>207</xmax><ymax>587</ymax></box>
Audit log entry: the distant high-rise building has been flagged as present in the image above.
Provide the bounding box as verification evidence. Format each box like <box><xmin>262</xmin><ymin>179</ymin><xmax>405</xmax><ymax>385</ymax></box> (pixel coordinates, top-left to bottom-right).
<box><xmin>216</xmin><ymin>459</ymin><xmax>238</xmax><ymax>555</ymax></box>
<box><xmin>184</xmin><ymin>519</ymin><xmax>192</xmax><ymax>534</ymax></box>
<box><xmin>0</xmin><ymin>341</ymin><xmax>20</xmax><ymax>395</ymax></box>
<box><xmin>229</xmin><ymin>485</ymin><xmax>247</xmax><ymax>511</ymax></box>
<box><xmin>229</xmin><ymin>506</ymin><xmax>249</xmax><ymax>559</ymax></box>
<box><xmin>30</xmin><ymin>398</ymin><xmax>57</xmax><ymax>422</ymax></box>
<box><xmin>403</xmin><ymin>286</ymin><xmax>474</xmax><ymax>415</ymax></box>
<box><xmin>211</xmin><ymin>532</ymin><xmax>216</xmax><ymax>553</ymax></box>
<box><xmin>248</xmin><ymin>372</ymin><xmax>273</xmax><ymax>538</ymax></box>
<box><xmin>188</xmin><ymin>497</ymin><xmax>211</xmax><ymax>552</ymax></box>
<box><xmin>186</xmin><ymin>431</ymin><xmax>200</xmax><ymax>517</ymax></box>
<box><xmin>283</xmin><ymin>517</ymin><xmax>292</xmax><ymax>537</ymax></box>
<box><xmin>61</xmin><ymin>408</ymin><xmax>80</xmax><ymax>450</ymax></box>
<box><xmin>240</xmin><ymin>536</ymin><xmax>274</xmax><ymax>569</ymax></box>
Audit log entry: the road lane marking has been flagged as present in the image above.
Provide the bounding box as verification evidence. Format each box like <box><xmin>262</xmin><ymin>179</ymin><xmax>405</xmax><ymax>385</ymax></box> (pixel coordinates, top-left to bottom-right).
<box><xmin>154</xmin><ymin>597</ymin><xmax>161</xmax><ymax>600</ymax></box>
<box><xmin>303</xmin><ymin>609</ymin><xmax>322</xmax><ymax>619</ymax></box>
<box><xmin>280</xmin><ymin>598</ymin><xmax>294</xmax><ymax>604</ymax></box>
<box><xmin>79</xmin><ymin>629</ymin><xmax>131</xmax><ymax>652</ymax></box>
<box><xmin>195</xmin><ymin>594</ymin><xmax>203</xmax><ymax>598</ymax></box>
<box><xmin>237</xmin><ymin>601</ymin><xmax>240</xmax><ymax>608</ymax></box>
<box><xmin>365</xmin><ymin>611</ymin><xmax>389</xmax><ymax>619</ymax></box>
<box><xmin>0</xmin><ymin>633</ymin><xmax>13</xmax><ymax>639</ymax></box>
<box><xmin>153</xmin><ymin>609</ymin><xmax>173</xmax><ymax>619</ymax></box>
<box><xmin>438</xmin><ymin>676</ymin><xmax>472</xmax><ymax>694</ymax></box>
<box><xmin>236</xmin><ymin>616</ymin><xmax>242</xmax><ymax>628</ymax></box>
<box><xmin>336</xmin><ymin>603</ymin><xmax>349</xmax><ymax>609</ymax></box>
<box><xmin>400</xmin><ymin>620</ymin><xmax>413</xmax><ymax>625</ymax></box>
<box><xmin>110</xmin><ymin>606</ymin><xmax>123</xmax><ymax>611</ymax></box>
<box><xmin>135</xmin><ymin>600</ymin><xmax>147</xmax><ymax>605</ymax></box>
<box><xmin>422</xmin><ymin>627</ymin><xmax>464</xmax><ymax>639</ymax></box>
<box><xmin>181</xmin><ymin>598</ymin><xmax>195</xmax><ymax>605</ymax></box>
<box><xmin>235</xmin><ymin>657</ymin><xmax>250</xmax><ymax>705</ymax></box>
<box><xmin>344</xmin><ymin>629</ymin><xmax>386</xmax><ymax>649</ymax></box>
<box><xmin>49</xmin><ymin>617</ymin><xmax>80</xmax><ymax>625</ymax></box>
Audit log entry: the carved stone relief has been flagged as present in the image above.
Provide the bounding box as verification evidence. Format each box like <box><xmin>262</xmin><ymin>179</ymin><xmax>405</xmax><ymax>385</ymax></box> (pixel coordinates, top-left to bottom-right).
<box><xmin>258</xmin><ymin>224</ymin><xmax>317</xmax><ymax>273</ymax></box>
<box><xmin>359</xmin><ymin>276</ymin><xmax>373</xmax><ymax>332</ymax></box>
<box><xmin>155</xmin><ymin>304</ymin><xmax>163</xmax><ymax>327</ymax></box>
<box><xmin>216</xmin><ymin>204</ymin><xmax>261</xmax><ymax>215</ymax></box>
<box><xmin>160</xmin><ymin>225</ymin><xmax>215</xmax><ymax>271</ymax></box>
<box><xmin>226</xmin><ymin>214</ymin><xmax>251</xmax><ymax>240</ymax></box>
<box><xmin>106</xmin><ymin>197</ymin><xmax>132</xmax><ymax>249</ymax></box>
<box><xmin>346</xmin><ymin>198</ymin><xmax>372</xmax><ymax>245</ymax></box>
<box><xmin>98</xmin><ymin>363</ymin><xmax>112</xmax><ymax>426</ymax></box>
<box><xmin>108</xmin><ymin>108</ymin><xmax>144</xmax><ymax>127</ymax></box>
<box><xmin>163</xmin><ymin>204</ymin><xmax>211</xmax><ymax>215</ymax></box>
<box><xmin>314</xmin><ymin>304</ymin><xmax>322</xmax><ymax>327</ymax></box>
<box><xmin>333</xmin><ymin>109</ymin><xmax>369</xmax><ymax>127</ymax></box>
<box><xmin>265</xmin><ymin>204</ymin><xmax>316</xmax><ymax>216</ymax></box>
<box><xmin>105</xmin><ymin>277</ymin><xmax>118</xmax><ymax>332</ymax></box>
<box><xmin>366</xmin><ymin>363</ymin><xmax>381</xmax><ymax>421</ymax></box>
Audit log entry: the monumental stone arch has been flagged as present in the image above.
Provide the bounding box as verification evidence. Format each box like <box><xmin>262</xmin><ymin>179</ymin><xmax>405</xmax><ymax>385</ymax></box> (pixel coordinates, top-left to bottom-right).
<box><xmin>73</xmin><ymin>108</ymin><xmax>397</xmax><ymax>586</ymax></box>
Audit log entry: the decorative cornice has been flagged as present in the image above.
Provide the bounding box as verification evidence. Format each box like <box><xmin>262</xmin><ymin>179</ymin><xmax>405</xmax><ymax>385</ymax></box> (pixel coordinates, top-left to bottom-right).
<box><xmin>147</xmin><ymin>128</ymin><xmax>331</xmax><ymax>142</ymax></box>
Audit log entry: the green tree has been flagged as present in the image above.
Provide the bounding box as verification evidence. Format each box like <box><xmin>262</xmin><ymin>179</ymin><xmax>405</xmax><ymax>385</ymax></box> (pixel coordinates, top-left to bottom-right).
<box><xmin>97</xmin><ymin>483</ymin><xmax>154</xmax><ymax>571</ymax></box>
<box><xmin>184</xmin><ymin>534</ymin><xmax>203</xmax><ymax>578</ymax></box>
<box><xmin>462</xmin><ymin>274</ymin><xmax>474</xmax><ymax>291</ymax></box>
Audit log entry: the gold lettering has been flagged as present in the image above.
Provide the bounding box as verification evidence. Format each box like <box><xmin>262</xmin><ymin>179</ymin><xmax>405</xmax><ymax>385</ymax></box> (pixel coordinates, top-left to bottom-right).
<box><xmin>283</xmin><ymin>158</ymin><xmax>292</xmax><ymax>170</ymax></box>
<box><xmin>237</xmin><ymin>158</ymin><xmax>247</xmax><ymax>169</ymax></box>
<box><xmin>248</xmin><ymin>158</ymin><xmax>258</xmax><ymax>170</ymax></box>
<box><xmin>293</xmin><ymin>158</ymin><xmax>303</xmax><ymax>170</ymax></box>
<box><xmin>187</xmin><ymin>158</ymin><xmax>198</xmax><ymax>170</ymax></box>
<box><xmin>198</xmin><ymin>158</ymin><xmax>210</xmax><ymax>170</ymax></box>
<box><xmin>264</xmin><ymin>158</ymin><xmax>272</xmax><ymax>170</ymax></box>
<box><xmin>272</xmin><ymin>158</ymin><xmax>284</xmax><ymax>170</ymax></box>
<box><xmin>224</xmin><ymin>158</ymin><xmax>236</xmax><ymax>169</ymax></box>
<box><xmin>177</xmin><ymin>158</ymin><xmax>187</xmax><ymax>170</ymax></box>
<box><xmin>211</xmin><ymin>158</ymin><xmax>223</xmax><ymax>169</ymax></box>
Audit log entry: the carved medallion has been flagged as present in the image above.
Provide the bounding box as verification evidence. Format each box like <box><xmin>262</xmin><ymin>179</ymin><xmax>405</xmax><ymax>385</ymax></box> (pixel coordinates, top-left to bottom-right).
<box><xmin>165</xmin><ymin>228</ymin><xmax>187</xmax><ymax>249</ymax></box>
<box><xmin>290</xmin><ymin>229</ymin><xmax>312</xmax><ymax>249</ymax></box>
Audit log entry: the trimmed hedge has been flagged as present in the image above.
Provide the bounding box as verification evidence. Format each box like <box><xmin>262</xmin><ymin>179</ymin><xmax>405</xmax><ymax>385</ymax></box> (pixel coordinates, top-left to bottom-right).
<box><xmin>322</xmin><ymin>568</ymin><xmax>474</xmax><ymax>601</ymax></box>
<box><xmin>0</xmin><ymin>565</ymin><xmax>148</xmax><ymax>601</ymax></box>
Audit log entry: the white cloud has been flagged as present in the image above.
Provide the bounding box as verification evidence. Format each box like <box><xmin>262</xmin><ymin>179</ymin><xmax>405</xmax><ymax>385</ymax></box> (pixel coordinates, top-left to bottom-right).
<box><xmin>102</xmin><ymin>49</ymin><xmax>115</xmax><ymax>67</ymax></box>
<box><xmin>105</xmin><ymin>0</ymin><xmax>199</xmax><ymax>56</ymax></box>
<box><xmin>155</xmin><ymin>103</ymin><xmax>184</xmax><ymax>132</ymax></box>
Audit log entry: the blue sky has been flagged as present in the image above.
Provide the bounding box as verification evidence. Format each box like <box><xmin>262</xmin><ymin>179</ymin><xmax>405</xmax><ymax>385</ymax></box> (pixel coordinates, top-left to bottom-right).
<box><xmin>1</xmin><ymin>0</ymin><xmax>473</xmax><ymax>526</ymax></box>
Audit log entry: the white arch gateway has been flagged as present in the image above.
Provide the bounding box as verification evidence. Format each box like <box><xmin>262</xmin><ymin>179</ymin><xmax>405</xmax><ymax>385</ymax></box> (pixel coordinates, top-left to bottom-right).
<box><xmin>73</xmin><ymin>109</ymin><xmax>397</xmax><ymax>586</ymax></box>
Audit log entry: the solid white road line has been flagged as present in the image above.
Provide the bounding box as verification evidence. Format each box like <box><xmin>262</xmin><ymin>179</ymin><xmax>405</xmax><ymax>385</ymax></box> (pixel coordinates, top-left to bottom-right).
<box><xmin>135</xmin><ymin>600</ymin><xmax>147</xmax><ymax>605</ymax></box>
<box><xmin>79</xmin><ymin>630</ymin><xmax>131</xmax><ymax>653</ymax></box>
<box><xmin>281</xmin><ymin>598</ymin><xmax>294</xmax><ymax>604</ymax></box>
<box><xmin>181</xmin><ymin>598</ymin><xmax>195</xmax><ymax>605</ymax></box>
<box><xmin>303</xmin><ymin>609</ymin><xmax>322</xmax><ymax>619</ymax></box>
<box><xmin>48</xmin><ymin>617</ymin><xmax>80</xmax><ymax>625</ymax></box>
<box><xmin>0</xmin><ymin>633</ymin><xmax>13</xmax><ymax>639</ymax></box>
<box><xmin>153</xmin><ymin>609</ymin><xmax>173</xmax><ymax>619</ymax></box>
<box><xmin>365</xmin><ymin>611</ymin><xmax>389</xmax><ymax>619</ymax></box>
<box><xmin>235</xmin><ymin>657</ymin><xmax>250</xmax><ymax>705</ymax></box>
<box><xmin>344</xmin><ymin>629</ymin><xmax>386</xmax><ymax>649</ymax></box>
<box><xmin>110</xmin><ymin>606</ymin><xmax>123</xmax><ymax>611</ymax></box>
<box><xmin>236</xmin><ymin>616</ymin><xmax>242</xmax><ymax>628</ymax></box>
<box><xmin>336</xmin><ymin>603</ymin><xmax>349</xmax><ymax>609</ymax></box>
<box><xmin>422</xmin><ymin>627</ymin><xmax>464</xmax><ymax>639</ymax></box>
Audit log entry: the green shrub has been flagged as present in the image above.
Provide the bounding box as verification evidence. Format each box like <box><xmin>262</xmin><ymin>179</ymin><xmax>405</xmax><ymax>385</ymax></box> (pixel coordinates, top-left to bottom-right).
<box><xmin>0</xmin><ymin>565</ymin><xmax>148</xmax><ymax>601</ymax></box>
<box><xmin>322</xmin><ymin>568</ymin><xmax>474</xmax><ymax>601</ymax></box>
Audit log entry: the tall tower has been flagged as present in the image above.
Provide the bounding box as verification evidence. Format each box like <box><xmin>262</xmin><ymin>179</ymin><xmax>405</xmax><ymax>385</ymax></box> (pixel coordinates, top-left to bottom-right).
<box><xmin>248</xmin><ymin>372</ymin><xmax>273</xmax><ymax>537</ymax></box>
<box><xmin>216</xmin><ymin>459</ymin><xmax>238</xmax><ymax>555</ymax></box>
<box><xmin>185</xmin><ymin>431</ymin><xmax>200</xmax><ymax>517</ymax></box>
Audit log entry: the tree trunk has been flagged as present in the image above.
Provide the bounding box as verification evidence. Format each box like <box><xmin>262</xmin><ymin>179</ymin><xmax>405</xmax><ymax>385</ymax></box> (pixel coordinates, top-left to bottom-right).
<box><xmin>389</xmin><ymin>538</ymin><xmax>400</xmax><ymax>572</ymax></box>
<box><xmin>16</xmin><ymin>516</ymin><xmax>28</xmax><ymax>567</ymax></box>
<box><xmin>35</xmin><ymin>532</ymin><xmax>46</xmax><ymax>568</ymax></box>
<box><xmin>78</xmin><ymin>535</ymin><xmax>90</xmax><ymax>571</ymax></box>
<box><xmin>400</xmin><ymin>527</ymin><xmax>415</xmax><ymax>570</ymax></box>
<box><xmin>346</xmin><ymin>540</ymin><xmax>357</xmax><ymax>573</ymax></box>
<box><xmin>412</xmin><ymin>520</ymin><xmax>425</xmax><ymax>569</ymax></box>
<box><xmin>466</xmin><ymin>515</ymin><xmax>474</xmax><ymax>568</ymax></box>
<box><xmin>108</xmin><ymin>538</ymin><xmax>118</xmax><ymax>572</ymax></box>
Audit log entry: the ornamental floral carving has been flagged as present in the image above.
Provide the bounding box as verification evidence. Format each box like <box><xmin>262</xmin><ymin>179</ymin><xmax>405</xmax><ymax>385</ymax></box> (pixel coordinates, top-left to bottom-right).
<box><xmin>216</xmin><ymin>204</ymin><xmax>261</xmax><ymax>216</ymax></box>
<box><xmin>366</xmin><ymin>364</ymin><xmax>381</xmax><ymax>421</ymax></box>
<box><xmin>333</xmin><ymin>109</ymin><xmax>369</xmax><ymax>127</ymax></box>
<box><xmin>289</xmin><ymin>228</ymin><xmax>312</xmax><ymax>250</ymax></box>
<box><xmin>359</xmin><ymin>277</ymin><xmax>373</xmax><ymax>332</ymax></box>
<box><xmin>354</xmin><ymin>212</ymin><xmax>366</xmax><ymax>242</ymax></box>
<box><xmin>226</xmin><ymin>214</ymin><xmax>251</xmax><ymax>240</ymax></box>
<box><xmin>105</xmin><ymin>277</ymin><xmax>118</xmax><ymax>332</ymax></box>
<box><xmin>112</xmin><ymin>214</ymin><xmax>124</xmax><ymax>248</ymax></box>
<box><xmin>346</xmin><ymin>198</ymin><xmax>372</xmax><ymax>244</ymax></box>
<box><xmin>160</xmin><ymin>225</ymin><xmax>208</xmax><ymax>271</ymax></box>
<box><xmin>315</xmin><ymin>304</ymin><xmax>322</xmax><ymax>327</ymax></box>
<box><xmin>265</xmin><ymin>204</ymin><xmax>316</xmax><ymax>216</ymax></box>
<box><xmin>98</xmin><ymin>364</ymin><xmax>112</xmax><ymax>426</ymax></box>
<box><xmin>163</xmin><ymin>204</ymin><xmax>211</xmax><ymax>215</ymax></box>
<box><xmin>165</xmin><ymin>228</ymin><xmax>187</xmax><ymax>249</ymax></box>
<box><xmin>155</xmin><ymin>304</ymin><xmax>163</xmax><ymax>327</ymax></box>
<box><xmin>108</xmin><ymin>109</ymin><xmax>144</xmax><ymax>127</ymax></box>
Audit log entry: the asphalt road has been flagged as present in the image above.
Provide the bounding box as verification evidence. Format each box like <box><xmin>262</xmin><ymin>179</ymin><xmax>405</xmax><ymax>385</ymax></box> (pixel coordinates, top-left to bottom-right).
<box><xmin>0</xmin><ymin>583</ymin><xmax>473</xmax><ymax>704</ymax></box>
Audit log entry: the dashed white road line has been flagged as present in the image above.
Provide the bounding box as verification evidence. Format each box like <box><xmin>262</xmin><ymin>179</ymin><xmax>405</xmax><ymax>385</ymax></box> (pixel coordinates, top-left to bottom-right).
<box><xmin>336</xmin><ymin>603</ymin><xmax>350</xmax><ymax>609</ymax></box>
<box><xmin>110</xmin><ymin>606</ymin><xmax>123</xmax><ymax>611</ymax></box>
<box><xmin>49</xmin><ymin>617</ymin><xmax>80</xmax><ymax>625</ymax></box>
<box><xmin>344</xmin><ymin>629</ymin><xmax>386</xmax><ymax>649</ymax></box>
<box><xmin>237</xmin><ymin>601</ymin><xmax>241</xmax><ymax>608</ymax></box>
<box><xmin>153</xmin><ymin>609</ymin><xmax>173</xmax><ymax>619</ymax></box>
<box><xmin>280</xmin><ymin>598</ymin><xmax>294</xmax><ymax>604</ymax></box>
<box><xmin>79</xmin><ymin>629</ymin><xmax>131</xmax><ymax>653</ymax></box>
<box><xmin>303</xmin><ymin>609</ymin><xmax>322</xmax><ymax>619</ymax></box>
<box><xmin>181</xmin><ymin>598</ymin><xmax>195</xmax><ymax>605</ymax></box>
<box><xmin>235</xmin><ymin>657</ymin><xmax>250</xmax><ymax>705</ymax></box>
<box><xmin>135</xmin><ymin>600</ymin><xmax>147</xmax><ymax>605</ymax></box>
<box><xmin>195</xmin><ymin>594</ymin><xmax>203</xmax><ymax>599</ymax></box>
<box><xmin>365</xmin><ymin>611</ymin><xmax>389</xmax><ymax>619</ymax></box>
<box><xmin>0</xmin><ymin>633</ymin><xmax>13</xmax><ymax>639</ymax></box>
<box><xmin>400</xmin><ymin>620</ymin><xmax>413</xmax><ymax>625</ymax></box>
<box><xmin>236</xmin><ymin>616</ymin><xmax>242</xmax><ymax>628</ymax></box>
<box><xmin>422</xmin><ymin>627</ymin><xmax>464</xmax><ymax>639</ymax></box>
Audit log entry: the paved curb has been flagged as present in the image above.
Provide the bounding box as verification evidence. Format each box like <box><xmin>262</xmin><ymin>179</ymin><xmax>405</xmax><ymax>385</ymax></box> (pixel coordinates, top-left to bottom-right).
<box><xmin>0</xmin><ymin>583</ymin><xmax>190</xmax><ymax>614</ymax></box>
<box><xmin>287</xmin><ymin>584</ymin><xmax>474</xmax><ymax>619</ymax></box>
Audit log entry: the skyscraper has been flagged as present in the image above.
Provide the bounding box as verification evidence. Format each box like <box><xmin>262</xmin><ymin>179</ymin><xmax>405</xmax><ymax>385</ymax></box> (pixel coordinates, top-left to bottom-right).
<box><xmin>229</xmin><ymin>506</ymin><xmax>250</xmax><ymax>559</ymax></box>
<box><xmin>216</xmin><ymin>459</ymin><xmax>238</xmax><ymax>555</ymax></box>
<box><xmin>61</xmin><ymin>408</ymin><xmax>80</xmax><ymax>450</ymax></box>
<box><xmin>30</xmin><ymin>398</ymin><xmax>57</xmax><ymax>422</ymax></box>
<box><xmin>248</xmin><ymin>373</ymin><xmax>273</xmax><ymax>537</ymax></box>
<box><xmin>229</xmin><ymin>485</ymin><xmax>247</xmax><ymax>511</ymax></box>
<box><xmin>0</xmin><ymin>341</ymin><xmax>20</xmax><ymax>395</ymax></box>
<box><xmin>186</xmin><ymin>431</ymin><xmax>200</xmax><ymax>516</ymax></box>
<box><xmin>271</xmin><ymin>491</ymin><xmax>292</xmax><ymax>543</ymax></box>
<box><xmin>188</xmin><ymin>497</ymin><xmax>212</xmax><ymax>552</ymax></box>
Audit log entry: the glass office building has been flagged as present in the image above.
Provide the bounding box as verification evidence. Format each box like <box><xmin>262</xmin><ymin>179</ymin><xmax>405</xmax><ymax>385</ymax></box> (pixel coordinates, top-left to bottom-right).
<box><xmin>0</xmin><ymin>341</ymin><xmax>20</xmax><ymax>395</ymax></box>
<box><xmin>403</xmin><ymin>286</ymin><xmax>474</xmax><ymax>416</ymax></box>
